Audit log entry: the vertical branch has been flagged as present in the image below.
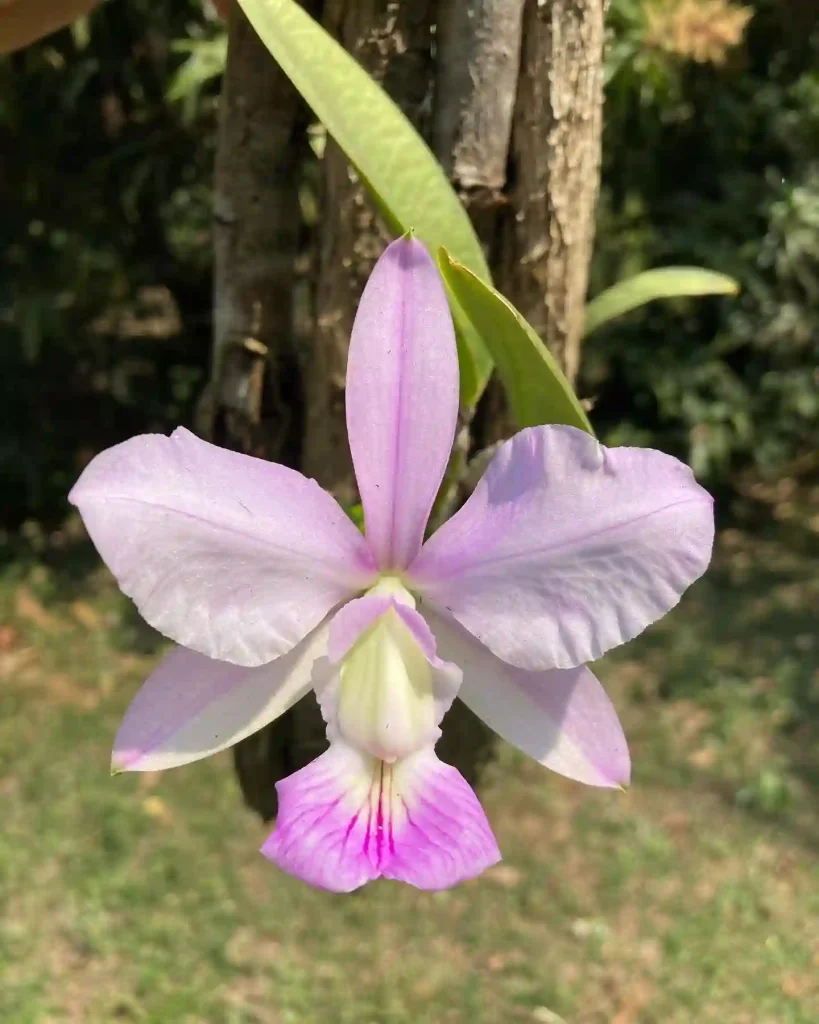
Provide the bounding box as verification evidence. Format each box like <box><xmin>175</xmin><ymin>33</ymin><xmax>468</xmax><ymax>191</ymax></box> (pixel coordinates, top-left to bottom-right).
<box><xmin>209</xmin><ymin>4</ymin><xmax>311</xmax><ymax>821</ymax></box>
<box><xmin>500</xmin><ymin>0</ymin><xmax>605</xmax><ymax>383</ymax></box>
<box><xmin>205</xmin><ymin>3</ymin><xmax>307</xmax><ymax>464</ymax></box>
<box><xmin>433</xmin><ymin>0</ymin><xmax>525</xmax><ymax>239</ymax></box>
<box><xmin>429</xmin><ymin>0</ymin><xmax>526</xmax><ymax>506</ymax></box>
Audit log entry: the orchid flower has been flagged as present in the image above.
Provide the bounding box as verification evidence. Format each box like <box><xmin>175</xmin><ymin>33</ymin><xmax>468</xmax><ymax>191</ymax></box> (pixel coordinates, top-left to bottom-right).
<box><xmin>69</xmin><ymin>237</ymin><xmax>714</xmax><ymax>893</ymax></box>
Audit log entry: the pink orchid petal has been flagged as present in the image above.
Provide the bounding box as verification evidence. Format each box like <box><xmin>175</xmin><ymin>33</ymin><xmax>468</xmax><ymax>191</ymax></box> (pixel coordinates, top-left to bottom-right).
<box><xmin>346</xmin><ymin>237</ymin><xmax>459</xmax><ymax>571</ymax></box>
<box><xmin>70</xmin><ymin>427</ymin><xmax>374</xmax><ymax>667</ymax></box>
<box><xmin>411</xmin><ymin>425</ymin><xmax>714</xmax><ymax>671</ymax></box>
<box><xmin>112</xmin><ymin>622</ymin><xmax>330</xmax><ymax>772</ymax></box>
<box><xmin>327</xmin><ymin>594</ymin><xmax>394</xmax><ymax>663</ymax></box>
<box><xmin>328</xmin><ymin>593</ymin><xmax>444</xmax><ymax>667</ymax></box>
<box><xmin>262</xmin><ymin>742</ymin><xmax>500</xmax><ymax>892</ymax></box>
<box><xmin>426</xmin><ymin>609</ymin><xmax>630</xmax><ymax>787</ymax></box>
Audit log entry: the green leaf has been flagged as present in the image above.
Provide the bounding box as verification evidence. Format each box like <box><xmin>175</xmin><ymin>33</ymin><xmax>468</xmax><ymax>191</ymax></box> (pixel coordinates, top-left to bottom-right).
<box><xmin>438</xmin><ymin>250</ymin><xmax>593</xmax><ymax>435</ymax></box>
<box><xmin>346</xmin><ymin>502</ymin><xmax>365</xmax><ymax>533</ymax></box>
<box><xmin>167</xmin><ymin>36</ymin><xmax>228</xmax><ymax>116</ymax></box>
<box><xmin>583</xmin><ymin>266</ymin><xmax>739</xmax><ymax>337</ymax></box>
<box><xmin>236</xmin><ymin>0</ymin><xmax>492</xmax><ymax>405</ymax></box>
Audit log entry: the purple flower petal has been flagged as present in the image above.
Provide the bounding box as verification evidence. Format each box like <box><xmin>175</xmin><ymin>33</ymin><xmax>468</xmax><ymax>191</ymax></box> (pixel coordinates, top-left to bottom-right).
<box><xmin>70</xmin><ymin>427</ymin><xmax>375</xmax><ymax>667</ymax></box>
<box><xmin>328</xmin><ymin>591</ymin><xmax>443</xmax><ymax>667</ymax></box>
<box><xmin>346</xmin><ymin>237</ymin><xmax>459</xmax><ymax>571</ymax></box>
<box><xmin>327</xmin><ymin>594</ymin><xmax>395</xmax><ymax>664</ymax></box>
<box><xmin>426</xmin><ymin>609</ymin><xmax>630</xmax><ymax>788</ymax></box>
<box><xmin>411</xmin><ymin>425</ymin><xmax>714</xmax><ymax>671</ymax></box>
<box><xmin>113</xmin><ymin>620</ymin><xmax>330</xmax><ymax>772</ymax></box>
<box><xmin>262</xmin><ymin>742</ymin><xmax>500</xmax><ymax>892</ymax></box>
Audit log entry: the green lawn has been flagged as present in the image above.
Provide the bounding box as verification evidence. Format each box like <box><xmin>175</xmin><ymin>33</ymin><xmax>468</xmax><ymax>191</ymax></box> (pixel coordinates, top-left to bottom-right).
<box><xmin>0</xmin><ymin>508</ymin><xmax>817</xmax><ymax>1023</ymax></box>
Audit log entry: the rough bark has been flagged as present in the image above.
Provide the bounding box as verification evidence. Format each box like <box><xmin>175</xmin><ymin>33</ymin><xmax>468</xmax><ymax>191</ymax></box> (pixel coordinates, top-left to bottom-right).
<box><xmin>432</xmin><ymin>0</ymin><xmax>526</xmax><ymax>455</ymax></box>
<box><xmin>433</xmin><ymin>0</ymin><xmax>525</xmax><ymax>240</ymax></box>
<box><xmin>206</xmin><ymin>4</ymin><xmax>313</xmax><ymax>820</ymax></box>
<box><xmin>300</xmin><ymin>0</ymin><xmax>437</xmax><ymax>502</ymax></box>
<box><xmin>500</xmin><ymin>0</ymin><xmax>605</xmax><ymax>384</ymax></box>
<box><xmin>203</xmin><ymin>3</ymin><xmax>306</xmax><ymax>462</ymax></box>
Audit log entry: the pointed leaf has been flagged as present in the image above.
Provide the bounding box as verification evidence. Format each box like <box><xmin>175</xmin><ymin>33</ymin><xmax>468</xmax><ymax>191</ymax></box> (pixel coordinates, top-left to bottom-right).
<box><xmin>236</xmin><ymin>0</ymin><xmax>492</xmax><ymax>406</ymax></box>
<box><xmin>437</xmin><ymin>250</ymin><xmax>593</xmax><ymax>434</ymax></box>
<box><xmin>583</xmin><ymin>267</ymin><xmax>739</xmax><ymax>337</ymax></box>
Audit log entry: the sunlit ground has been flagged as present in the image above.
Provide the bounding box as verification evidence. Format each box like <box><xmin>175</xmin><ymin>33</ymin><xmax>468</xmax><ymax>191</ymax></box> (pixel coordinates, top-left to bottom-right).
<box><xmin>1</xmin><ymin>496</ymin><xmax>817</xmax><ymax>1023</ymax></box>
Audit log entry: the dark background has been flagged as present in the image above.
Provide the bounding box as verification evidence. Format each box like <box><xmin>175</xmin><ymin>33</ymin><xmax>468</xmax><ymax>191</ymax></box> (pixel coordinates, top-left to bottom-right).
<box><xmin>0</xmin><ymin>0</ymin><xmax>816</xmax><ymax>530</ymax></box>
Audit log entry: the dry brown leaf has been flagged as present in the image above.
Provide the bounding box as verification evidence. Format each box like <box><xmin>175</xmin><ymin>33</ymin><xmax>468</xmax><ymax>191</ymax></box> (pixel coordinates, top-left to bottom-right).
<box><xmin>46</xmin><ymin>672</ymin><xmax>100</xmax><ymax>710</ymax></box>
<box><xmin>142</xmin><ymin>796</ymin><xmax>174</xmax><ymax>825</ymax></box>
<box><xmin>0</xmin><ymin>624</ymin><xmax>19</xmax><ymax>651</ymax></box>
<box><xmin>0</xmin><ymin>647</ymin><xmax>39</xmax><ymax>680</ymax></box>
<box><xmin>780</xmin><ymin>973</ymin><xmax>815</xmax><ymax>999</ymax></box>
<box><xmin>485</xmin><ymin>864</ymin><xmax>522</xmax><ymax>888</ymax></box>
<box><xmin>138</xmin><ymin>771</ymin><xmax>163</xmax><ymax>791</ymax></box>
<box><xmin>15</xmin><ymin>586</ymin><xmax>65</xmax><ymax>633</ymax></box>
<box><xmin>689</xmin><ymin>746</ymin><xmax>717</xmax><ymax>769</ymax></box>
<box><xmin>0</xmin><ymin>0</ymin><xmax>104</xmax><ymax>57</ymax></box>
<box><xmin>70</xmin><ymin>600</ymin><xmax>103</xmax><ymax>630</ymax></box>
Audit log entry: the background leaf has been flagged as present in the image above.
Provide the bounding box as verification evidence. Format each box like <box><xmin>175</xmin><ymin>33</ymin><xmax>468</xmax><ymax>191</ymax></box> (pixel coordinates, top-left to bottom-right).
<box><xmin>583</xmin><ymin>266</ymin><xmax>739</xmax><ymax>337</ymax></box>
<box><xmin>167</xmin><ymin>36</ymin><xmax>228</xmax><ymax>122</ymax></box>
<box><xmin>236</xmin><ymin>0</ymin><xmax>493</xmax><ymax>405</ymax></box>
<box><xmin>438</xmin><ymin>250</ymin><xmax>593</xmax><ymax>434</ymax></box>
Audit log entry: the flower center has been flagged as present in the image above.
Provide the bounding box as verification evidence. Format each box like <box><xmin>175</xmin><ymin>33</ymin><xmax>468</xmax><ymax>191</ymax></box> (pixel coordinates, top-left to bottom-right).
<box><xmin>337</xmin><ymin>578</ymin><xmax>436</xmax><ymax>762</ymax></box>
<box><xmin>365</xmin><ymin>575</ymin><xmax>416</xmax><ymax>605</ymax></box>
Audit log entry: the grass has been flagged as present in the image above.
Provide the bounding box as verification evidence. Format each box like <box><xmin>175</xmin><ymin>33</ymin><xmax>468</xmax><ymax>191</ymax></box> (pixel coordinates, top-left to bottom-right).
<box><xmin>0</xmin><ymin>503</ymin><xmax>817</xmax><ymax>1023</ymax></box>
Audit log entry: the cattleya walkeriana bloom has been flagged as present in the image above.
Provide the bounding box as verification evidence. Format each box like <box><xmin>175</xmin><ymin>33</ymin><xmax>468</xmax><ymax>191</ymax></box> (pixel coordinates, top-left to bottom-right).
<box><xmin>70</xmin><ymin>237</ymin><xmax>714</xmax><ymax>892</ymax></box>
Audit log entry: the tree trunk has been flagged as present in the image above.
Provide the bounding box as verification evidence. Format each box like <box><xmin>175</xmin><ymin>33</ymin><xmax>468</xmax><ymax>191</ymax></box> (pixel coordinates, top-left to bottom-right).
<box><xmin>300</xmin><ymin>0</ymin><xmax>438</xmax><ymax>498</ymax></box>
<box><xmin>499</xmin><ymin>0</ymin><xmax>605</xmax><ymax>384</ymax></box>
<box><xmin>206</xmin><ymin>2</ymin><xmax>315</xmax><ymax>819</ymax></box>
<box><xmin>433</xmin><ymin>0</ymin><xmax>526</xmax><ymax>242</ymax></box>
<box><xmin>204</xmin><ymin>3</ymin><xmax>308</xmax><ymax>461</ymax></box>
<box><xmin>213</xmin><ymin>0</ymin><xmax>606</xmax><ymax>820</ymax></box>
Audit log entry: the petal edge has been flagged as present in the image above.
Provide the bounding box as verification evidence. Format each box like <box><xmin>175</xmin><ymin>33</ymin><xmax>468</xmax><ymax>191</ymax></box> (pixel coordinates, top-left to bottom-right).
<box><xmin>112</xmin><ymin>621</ymin><xmax>329</xmax><ymax>772</ymax></box>
<box><xmin>412</xmin><ymin>426</ymin><xmax>714</xmax><ymax>671</ymax></box>
<box><xmin>71</xmin><ymin>428</ymin><xmax>374</xmax><ymax>666</ymax></box>
<box><xmin>262</xmin><ymin>742</ymin><xmax>500</xmax><ymax>892</ymax></box>
<box><xmin>427</xmin><ymin>609</ymin><xmax>630</xmax><ymax>788</ymax></box>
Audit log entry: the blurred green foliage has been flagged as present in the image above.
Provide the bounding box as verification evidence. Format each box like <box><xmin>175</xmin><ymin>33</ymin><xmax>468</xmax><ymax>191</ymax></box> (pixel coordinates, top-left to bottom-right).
<box><xmin>0</xmin><ymin>0</ymin><xmax>221</xmax><ymax>528</ymax></box>
<box><xmin>0</xmin><ymin>0</ymin><xmax>816</xmax><ymax>530</ymax></box>
<box><xmin>587</xmin><ymin>0</ymin><xmax>818</xmax><ymax>480</ymax></box>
